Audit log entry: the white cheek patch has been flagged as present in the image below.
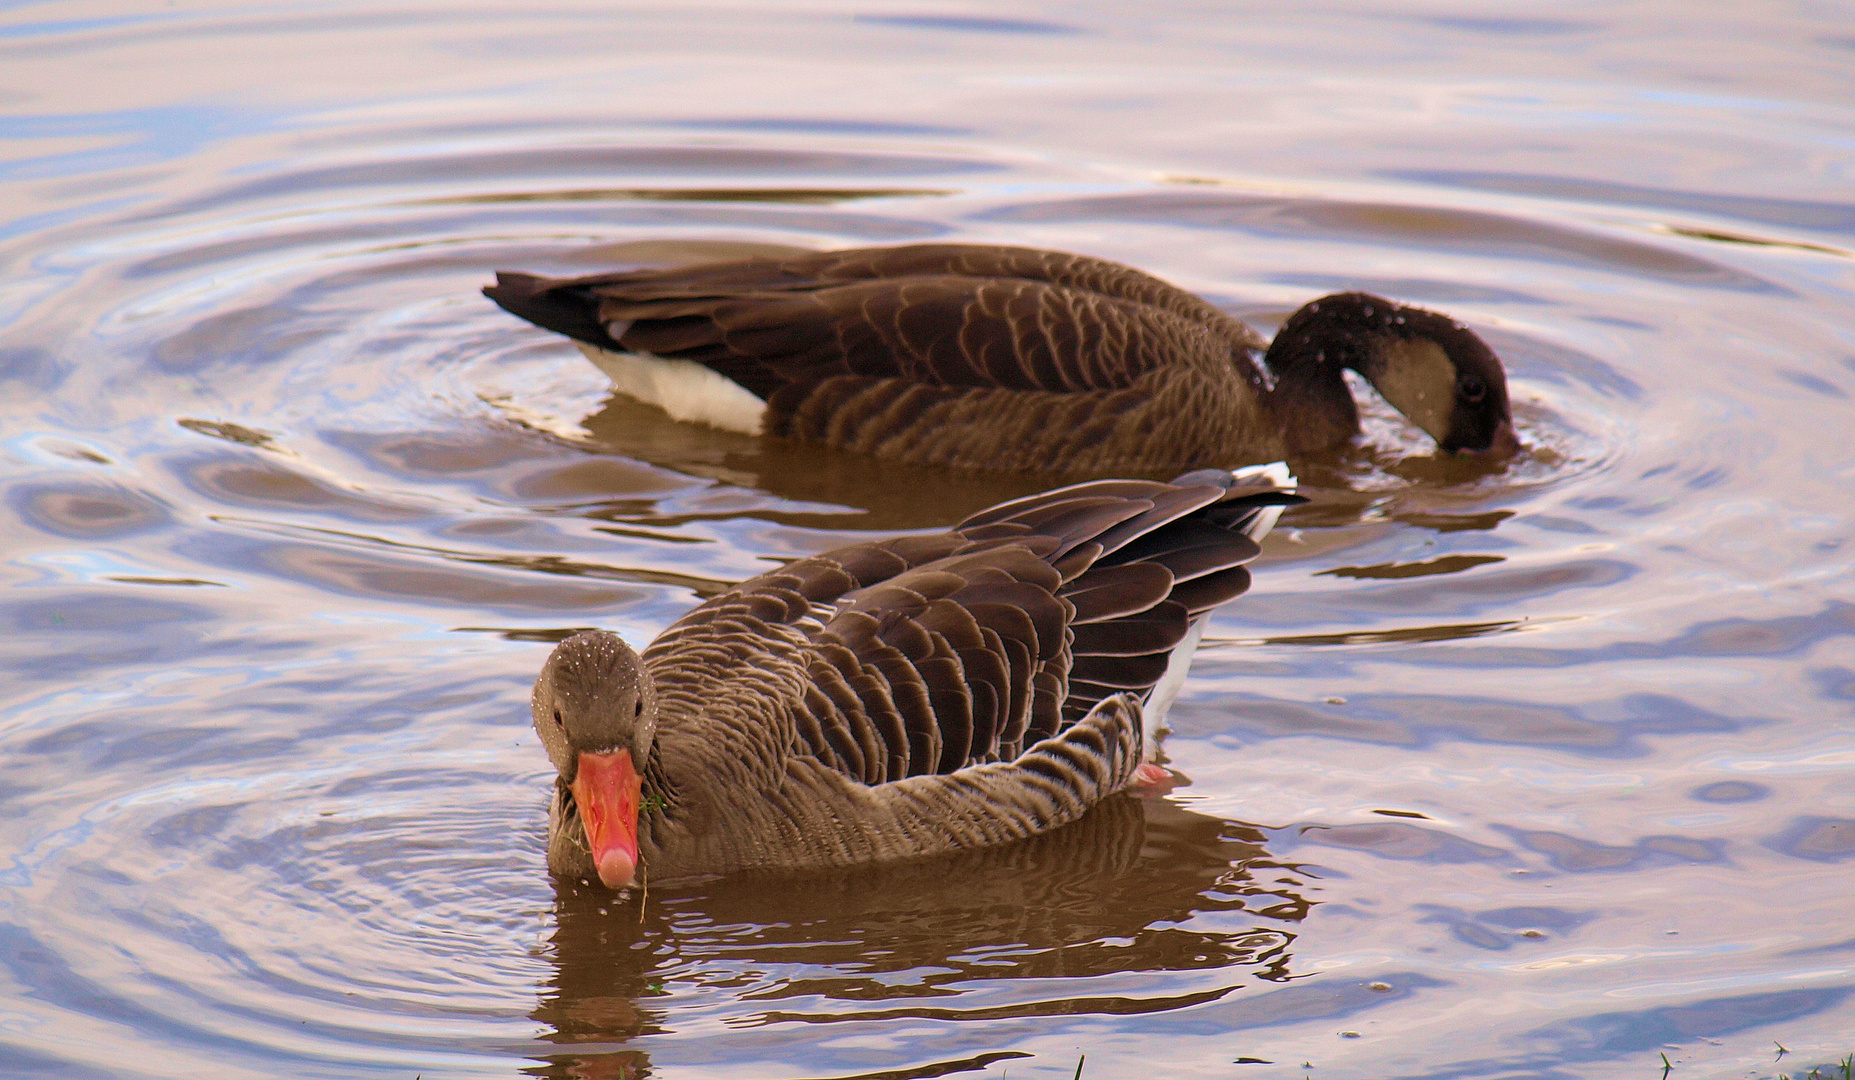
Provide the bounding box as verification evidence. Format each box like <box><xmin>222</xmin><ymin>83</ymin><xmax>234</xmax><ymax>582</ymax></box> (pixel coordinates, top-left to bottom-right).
<box><xmin>1373</xmin><ymin>338</ymin><xmax>1458</xmax><ymax>443</ymax></box>
<box><xmin>576</xmin><ymin>341</ymin><xmax>768</xmax><ymax>436</ymax></box>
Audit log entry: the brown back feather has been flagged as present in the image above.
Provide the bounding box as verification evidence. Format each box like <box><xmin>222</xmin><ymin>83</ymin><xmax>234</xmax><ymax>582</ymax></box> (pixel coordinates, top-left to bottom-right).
<box><xmin>643</xmin><ymin>472</ymin><xmax>1293</xmax><ymax>790</ymax></box>
<box><xmin>485</xmin><ymin>245</ymin><xmax>1265</xmax><ymax>408</ymax></box>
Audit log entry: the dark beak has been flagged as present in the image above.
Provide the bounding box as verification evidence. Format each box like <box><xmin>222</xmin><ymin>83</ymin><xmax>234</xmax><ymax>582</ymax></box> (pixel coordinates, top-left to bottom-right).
<box><xmin>1461</xmin><ymin>421</ymin><xmax>1521</xmax><ymax>458</ymax></box>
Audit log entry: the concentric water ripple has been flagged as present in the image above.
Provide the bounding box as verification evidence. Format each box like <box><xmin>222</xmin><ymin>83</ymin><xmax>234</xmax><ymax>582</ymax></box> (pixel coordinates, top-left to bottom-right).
<box><xmin>3</xmin><ymin>5</ymin><xmax>1854</xmax><ymax>1078</ymax></box>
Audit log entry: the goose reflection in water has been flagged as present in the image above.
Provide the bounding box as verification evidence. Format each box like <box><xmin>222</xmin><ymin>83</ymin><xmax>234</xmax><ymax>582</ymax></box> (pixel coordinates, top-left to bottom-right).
<box><xmin>569</xmin><ymin>376</ymin><xmax>1524</xmax><ymax>538</ymax></box>
<box><xmin>528</xmin><ymin>796</ymin><xmax>1309</xmax><ymax>1079</ymax></box>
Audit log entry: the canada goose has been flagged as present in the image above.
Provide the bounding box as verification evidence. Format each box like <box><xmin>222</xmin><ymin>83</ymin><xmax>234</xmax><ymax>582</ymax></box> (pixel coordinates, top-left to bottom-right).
<box><xmin>533</xmin><ymin>463</ymin><xmax>1302</xmax><ymax>887</ymax></box>
<box><xmin>486</xmin><ymin>244</ymin><xmax>1517</xmax><ymax>474</ymax></box>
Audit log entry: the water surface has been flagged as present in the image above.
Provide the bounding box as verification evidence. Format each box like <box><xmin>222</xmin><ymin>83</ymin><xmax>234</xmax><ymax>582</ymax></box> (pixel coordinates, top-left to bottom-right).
<box><xmin>2</xmin><ymin>3</ymin><xmax>1852</xmax><ymax>1078</ymax></box>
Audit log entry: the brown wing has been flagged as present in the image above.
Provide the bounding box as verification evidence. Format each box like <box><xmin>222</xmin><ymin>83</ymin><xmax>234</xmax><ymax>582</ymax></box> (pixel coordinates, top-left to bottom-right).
<box><xmin>483</xmin><ymin>244</ymin><xmax>1264</xmax><ymax>400</ymax></box>
<box><xmin>500</xmin><ymin>243</ymin><xmax>1250</xmax><ymax>327</ymax></box>
<box><xmin>644</xmin><ymin>471</ymin><xmax>1297</xmax><ymax>792</ymax></box>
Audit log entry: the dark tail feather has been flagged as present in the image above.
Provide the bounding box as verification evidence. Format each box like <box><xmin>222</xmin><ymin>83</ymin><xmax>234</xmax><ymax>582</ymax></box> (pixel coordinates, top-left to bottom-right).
<box><xmin>1169</xmin><ymin>464</ymin><xmax>1307</xmax><ymax>541</ymax></box>
<box><xmin>483</xmin><ymin>273</ymin><xmax>612</xmax><ymax>349</ymax></box>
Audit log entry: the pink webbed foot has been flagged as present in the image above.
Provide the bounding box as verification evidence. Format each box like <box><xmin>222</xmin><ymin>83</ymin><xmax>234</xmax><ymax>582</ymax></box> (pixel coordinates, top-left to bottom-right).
<box><xmin>1130</xmin><ymin>762</ymin><xmax>1176</xmax><ymax>795</ymax></box>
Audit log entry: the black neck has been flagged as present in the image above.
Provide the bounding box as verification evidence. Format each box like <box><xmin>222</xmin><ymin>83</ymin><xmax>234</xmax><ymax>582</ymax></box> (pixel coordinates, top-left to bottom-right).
<box><xmin>1261</xmin><ymin>323</ymin><xmax>1367</xmax><ymax>454</ymax></box>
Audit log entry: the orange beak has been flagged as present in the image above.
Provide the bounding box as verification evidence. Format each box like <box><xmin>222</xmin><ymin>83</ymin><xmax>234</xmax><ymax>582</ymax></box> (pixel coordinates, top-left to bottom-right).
<box><xmin>570</xmin><ymin>748</ymin><xmax>641</xmax><ymax>889</ymax></box>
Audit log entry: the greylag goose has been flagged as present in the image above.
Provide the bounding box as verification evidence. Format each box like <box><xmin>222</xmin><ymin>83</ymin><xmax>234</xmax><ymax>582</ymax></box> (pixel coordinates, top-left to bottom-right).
<box><xmin>533</xmin><ymin>463</ymin><xmax>1302</xmax><ymax>888</ymax></box>
<box><xmin>486</xmin><ymin>244</ymin><xmax>1517</xmax><ymax>474</ymax></box>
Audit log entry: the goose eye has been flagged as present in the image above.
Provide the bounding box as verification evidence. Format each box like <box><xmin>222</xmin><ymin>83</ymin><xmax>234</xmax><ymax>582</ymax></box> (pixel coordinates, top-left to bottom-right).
<box><xmin>1459</xmin><ymin>373</ymin><xmax>1487</xmax><ymax>402</ymax></box>
<box><xmin>552</xmin><ymin>708</ymin><xmax>563</xmax><ymax>727</ymax></box>
<box><xmin>633</xmin><ymin>699</ymin><xmax>644</xmax><ymax>718</ymax></box>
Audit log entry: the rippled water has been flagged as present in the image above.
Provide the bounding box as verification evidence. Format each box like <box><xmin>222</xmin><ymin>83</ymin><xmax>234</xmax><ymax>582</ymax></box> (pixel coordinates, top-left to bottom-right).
<box><xmin>2</xmin><ymin>3</ymin><xmax>1852</xmax><ymax>1078</ymax></box>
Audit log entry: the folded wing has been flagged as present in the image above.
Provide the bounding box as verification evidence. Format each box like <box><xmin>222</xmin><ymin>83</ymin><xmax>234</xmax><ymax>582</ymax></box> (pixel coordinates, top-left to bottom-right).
<box><xmin>484</xmin><ymin>244</ymin><xmax>1264</xmax><ymax>401</ymax></box>
<box><xmin>644</xmin><ymin>467</ymin><xmax>1300</xmax><ymax>792</ymax></box>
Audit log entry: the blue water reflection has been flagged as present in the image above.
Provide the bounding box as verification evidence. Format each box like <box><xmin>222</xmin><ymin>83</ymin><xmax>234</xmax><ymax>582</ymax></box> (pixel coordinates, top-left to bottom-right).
<box><xmin>1</xmin><ymin>1</ymin><xmax>1851</xmax><ymax>1077</ymax></box>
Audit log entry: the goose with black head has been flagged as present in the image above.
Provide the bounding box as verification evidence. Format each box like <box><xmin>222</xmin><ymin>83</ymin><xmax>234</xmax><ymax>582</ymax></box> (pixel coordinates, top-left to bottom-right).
<box><xmin>486</xmin><ymin>243</ymin><xmax>1518</xmax><ymax>473</ymax></box>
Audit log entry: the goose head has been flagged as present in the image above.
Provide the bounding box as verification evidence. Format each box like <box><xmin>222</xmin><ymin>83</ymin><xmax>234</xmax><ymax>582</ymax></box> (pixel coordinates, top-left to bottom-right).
<box><xmin>533</xmin><ymin>630</ymin><xmax>658</xmax><ymax>889</ymax></box>
<box><xmin>1269</xmin><ymin>293</ymin><xmax>1518</xmax><ymax>457</ymax></box>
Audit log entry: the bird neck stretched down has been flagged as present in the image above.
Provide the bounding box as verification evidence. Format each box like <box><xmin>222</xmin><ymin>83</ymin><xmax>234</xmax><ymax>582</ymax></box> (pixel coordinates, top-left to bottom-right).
<box><xmin>1262</xmin><ymin>292</ymin><xmax>1517</xmax><ymax>457</ymax></box>
<box><xmin>483</xmin><ymin>245</ymin><xmax>1520</xmax><ymax>468</ymax></box>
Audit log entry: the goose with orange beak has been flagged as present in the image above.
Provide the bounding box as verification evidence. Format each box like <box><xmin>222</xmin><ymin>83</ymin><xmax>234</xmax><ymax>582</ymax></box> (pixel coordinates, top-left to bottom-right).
<box><xmin>533</xmin><ymin>634</ymin><xmax>654</xmax><ymax>889</ymax></box>
<box><xmin>529</xmin><ymin>465</ymin><xmax>1305</xmax><ymax>890</ymax></box>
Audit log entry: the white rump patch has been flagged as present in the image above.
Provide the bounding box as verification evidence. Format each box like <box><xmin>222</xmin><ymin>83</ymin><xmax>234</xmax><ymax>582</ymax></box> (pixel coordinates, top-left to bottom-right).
<box><xmin>1228</xmin><ymin>461</ymin><xmax>1295</xmax><ymax>543</ymax></box>
<box><xmin>1231</xmin><ymin>461</ymin><xmax>1293</xmax><ymax>487</ymax></box>
<box><xmin>575</xmin><ymin>341</ymin><xmax>767</xmax><ymax>436</ymax></box>
<box><xmin>1138</xmin><ymin>462</ymin><xmax>1297</xmax><ymax>761</ymax></box>
<box><xmin>1140</xmin><ymin>616</ymin><xmax>1207</xmax><ymax>760</ymax></box>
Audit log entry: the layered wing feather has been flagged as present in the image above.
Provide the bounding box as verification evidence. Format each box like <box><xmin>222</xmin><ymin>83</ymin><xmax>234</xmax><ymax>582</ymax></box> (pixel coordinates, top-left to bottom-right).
<box><xmin>484</xmin><ymin>244</ymin><xmax>1265</xmax><ymax>402</ymax></box>
<box><xmin>644</xmin><ymin>469</ymin><xmax>1301</xmax><ymax>791</ymax></box>
<box><xmin>627</xmin><ymin>466</ymin><xmax>1301</xmax><ymax>874</ymax></box>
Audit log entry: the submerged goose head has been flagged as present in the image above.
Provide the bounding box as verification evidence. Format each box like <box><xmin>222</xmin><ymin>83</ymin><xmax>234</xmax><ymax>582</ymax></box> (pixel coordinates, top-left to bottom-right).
<box><xmin>533</xmin><ymin>630</ymin><xmax>657</xmax><ymax>888</ymax></box>
<box><xmin>1268</xmin><ymin>292</ymin><xmax>1517</xmax><ymax>457</ymax></box>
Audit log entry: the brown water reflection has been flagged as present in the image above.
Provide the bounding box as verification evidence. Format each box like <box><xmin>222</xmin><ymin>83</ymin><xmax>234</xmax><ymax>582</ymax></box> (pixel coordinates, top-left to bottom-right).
<box><xmin>578</xmin><ymin>396</ymin><xmax>1056</xmax><ymax>532</ymax></box>
<box><xmin>3</xmin><ymin>2</ymin><xmax>1854</xmax><ymax>1079</ymax></box>
<box><xmin>533</xmin><ymin>797</ymin><xmax>1305</xmax><ymax>1077</ymax></box>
